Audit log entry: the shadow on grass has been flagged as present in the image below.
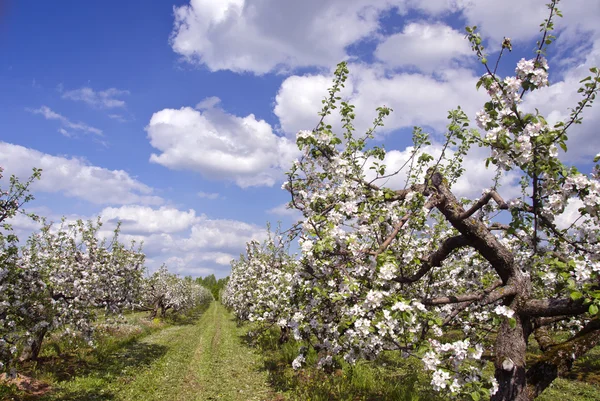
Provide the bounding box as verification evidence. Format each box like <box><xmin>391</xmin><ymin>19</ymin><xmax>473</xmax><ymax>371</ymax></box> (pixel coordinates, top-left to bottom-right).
<box><xmin>237</xmin><ymin>326</ymin><xmax>444</xmax><ymax>401</ymax></box>
<box><xmin>41</xmin><ymin>388</ymin><xmax>117</xmax><ymax>401</ymax></box>
<box><xmin>566</xmin><ymin>347</ymin><xmax>600</xmax><ymax>386</ymax></box>
<box><xmin>11</xmin><ymin>339</ymin><xmax>169</xmax><ymax>400</ymax></box>
<box><xmin>162</xmin><ymin>302</ymin><xmax>212</xmax><ymax>326</ymax></box>
<box><xmin>2</xmin><ymin>303</ymin><xmax>215</xmax><ymax>400</ymax></box>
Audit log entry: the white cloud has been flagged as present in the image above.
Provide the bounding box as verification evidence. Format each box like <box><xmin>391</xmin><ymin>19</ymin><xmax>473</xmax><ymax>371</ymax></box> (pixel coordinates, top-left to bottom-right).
<box><xmin>455</xmin><ymin>0</ymin><xmax>600</xmax><ymax>49</ymax></box>
<box><xmin>183</xmin><ymin>217</ymin><xmax>267</xmax><ymax>253</ymax></box>
<box><xmin>267</xmin><ymin>202</ymin><xmax>303</xmax><ymax>221</ymax></box>
<box><xmin>195</xmin><ymin>96</ymin><xmax>221</xmax><ymax>110</ymax></box>
<box><xmin>28</xmin><ymin>106</ymin><xmax>103</xmax><ymax>136</ymax></box>
<box><xmin>100</xmin><ymin>205</ymin><xmax>200</xmax><ymax>234</ymax></box>
<box><xmin>374</xmin><ymin>22</ymin><xmax>472</xmax><ymax>72</ymax></box>
<box><xmin>197</xmin><ymin>191</ymin><xmax>220</xmax><ymax>199</ymax></box>
<box><xmin>170</xmin><ymin>0</ymin><xmax>398</xmax><ymax>74</ymax></box>
<box><xmin>146</xmin><ymin>105</ymin><xmax>299</xmax><ymax>187</ymax></box>
<box><xmin>169</xmin><ymin>0</ymin><xmax>600</xmax><ymax>76</ymax></box>
<box><xmin>274</xmin><ymin>63</ymin><xmax>487</xmax><ymax>136</ymax></box>
<box><xmin>97</xmin><ymin>211</ymin><xmax>268</xmax><ymax>277</ymax></box>
<box><xmin>62</xmin><ymin>87</ymin><xmax>129</xmax><ymax>109</ymax></box>
<box><xmin>161</xmin><ymin>254</ymin><xmax>222</xmax><ymax>277</ymax></box>
<box><xmin>554</xmin><ymin>198</ymin><xmax>584</xmax><ymax>231</ymax></box>
<box><xmin>0</xmin><ymin>142</ymin><xmax>163</xmax><ymax>206</ymax></box>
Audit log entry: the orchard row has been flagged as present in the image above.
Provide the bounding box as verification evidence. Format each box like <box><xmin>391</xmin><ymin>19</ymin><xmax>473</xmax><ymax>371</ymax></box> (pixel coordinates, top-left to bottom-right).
<box><xmin>0</xmin><ymin>175</ymin><xmax>213</xmax><ymax>373</ymax></box>
<box><xmin>224</xmin><ymin>3</ymin><xmax>600</xmax><ymax>401</ymax></box>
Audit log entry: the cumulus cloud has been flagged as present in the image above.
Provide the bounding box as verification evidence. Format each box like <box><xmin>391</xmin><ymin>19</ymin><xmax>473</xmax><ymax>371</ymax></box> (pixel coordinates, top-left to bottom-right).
<box><xmin>169</xmin><ymin>0</ymin><xmax>600</xmax><ymax>76</ymax></box>
<box><xmin>182</xmin><ymin>217</ymin><xmax>267</xmax><ymax>253</ymax></box>
<box><xmin>455</xmin><ymin>0</ymin><xmax>600</xmax><ymax>48</ymax></box>
<box><xmin>170</xmin><ymin>0</ymin><xmax>396</xmax><ymax>74</ymax></box>
<box><xmin>374</xmin><ymin>22</ymin><xmax>472</xmax><ymax>72</ymax></box>
<box><xmin>146</xmin><ymin>102</ymin><xmax>299</xmax><ymax>187</ymax></box>
<box><xmin>100</xmin><ymin>205</ymin><xmax>200</xmax><ymax>234</ymax></box>
<box><xmin>0</xmin><ymin>142</ymin><xmax>163</xmax><ymax>205</ymax></box>
<box><xmin>62</xmin><ymin>87</ymin><xmax>130</xmax><ymax>109</ymax></box>
<box><xmin>96</xmin><ymin>210</ymin><xmax>267</xmax><ymax>277</ymax></box>
<box><xmin>28</xmin><ymin>106</ymin><xmax>103</xmax><ymax>136</ymax></box>
<box><xmin>363</xmin><ymin>143</ymin><xmax>521</xmax><ymax>200</ymax></box>
<box><xmin>274</xmin><ymin>63</ymin><xmax>487</xmax><ymax>137</ymax></box>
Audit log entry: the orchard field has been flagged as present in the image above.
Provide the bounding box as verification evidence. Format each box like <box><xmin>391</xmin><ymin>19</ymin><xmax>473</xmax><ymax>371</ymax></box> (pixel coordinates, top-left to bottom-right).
<box><xmin>2</xmin><ymin>0</ymin><xmax>600</xmax><ymax>400</ymax></box>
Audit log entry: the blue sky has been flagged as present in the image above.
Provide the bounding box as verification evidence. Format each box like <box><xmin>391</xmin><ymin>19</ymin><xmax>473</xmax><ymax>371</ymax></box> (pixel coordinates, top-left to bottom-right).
<box><xmin>1</xmin><ymin>0</ymin><xmax>599</xmax><ymax>278</ymax></box>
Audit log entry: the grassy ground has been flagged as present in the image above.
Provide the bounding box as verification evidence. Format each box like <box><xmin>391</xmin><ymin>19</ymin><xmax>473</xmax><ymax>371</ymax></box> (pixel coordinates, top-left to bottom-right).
<box><xmin>1</xmin><ymin>303</ymin><xmax>276</xmax><ymax>401</ymax></box>
<box><xmin>2</xmin><ymin>304</ymin><xmax>599</xmax><ymax>400</ymax></box>
<box><xmin>248</xmin><ymin>323</ymin><xmax>600</xmax><ymax>401</ymax></box>
<box><xmin>249</xmin><ymin>327</ymin><xmax>446</xmax><ymax>401</ymax></box>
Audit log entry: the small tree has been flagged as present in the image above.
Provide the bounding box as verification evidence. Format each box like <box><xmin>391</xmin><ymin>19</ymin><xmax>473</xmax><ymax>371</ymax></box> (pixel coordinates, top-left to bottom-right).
<box><xmin>18</xmin><ymin>218</ymin><xmax>146</xmax><ymax>361</ymax></box>
<box><xmin>0</xmin><ymin>166</ymin><xmax>41</xmax><ymax>372</ymax></box>
<box><xmin>143</xmin><ymin>265</ymin><xmax>213</xmax><ymax>318</ymax></box>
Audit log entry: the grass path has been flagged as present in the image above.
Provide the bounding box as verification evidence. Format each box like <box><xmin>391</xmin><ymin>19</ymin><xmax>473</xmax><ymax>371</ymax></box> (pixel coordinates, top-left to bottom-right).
<box><xmin>41</xmin><ymin>303</ymin><xmax>277</xmax><ymax>401</ymax></box>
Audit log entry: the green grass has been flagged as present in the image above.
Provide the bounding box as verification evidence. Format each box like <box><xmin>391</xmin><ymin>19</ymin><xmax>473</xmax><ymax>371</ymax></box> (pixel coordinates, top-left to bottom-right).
<box><xmin>1</xmin><ymin>302</ymin><xmax>277</xmax><ymax>401</ymax></box>
<box><xmin>246</xmin><ymin>324</ymin><xmax>600</xmax><ymax>401</ymax></box>
<box><xmin>248</xmin><ymin>327</ymin><xmax>444</xmax><ymax>401</ymax></box>
<box><xmin>3</xmin><ymin>305</ymin><xmax>599</xmax><ymax>401</ymax></box>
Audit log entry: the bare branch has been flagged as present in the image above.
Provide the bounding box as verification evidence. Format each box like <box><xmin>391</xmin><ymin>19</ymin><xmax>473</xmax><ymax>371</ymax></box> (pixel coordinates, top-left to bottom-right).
<box><xmin>460</xmin><ymin>190</ymin><xmax>509</xmax><ymax>220</ymax></box>
<box><xmin>521</xmin><ymin>297</ymin><xmax>589</xmax><ymax>317</ymax></box>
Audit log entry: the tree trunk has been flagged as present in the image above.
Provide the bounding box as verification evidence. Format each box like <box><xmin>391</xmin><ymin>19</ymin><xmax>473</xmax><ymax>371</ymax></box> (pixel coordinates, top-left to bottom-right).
<box><xmin>20</xmin><ymin>327</ymin><xmax>48</xmax><ymax>361</ymax></box>
<box><xmin>491</xmin><ymin>313</ymin><xmax>532</xmax><ymax>401</ymax></box>
<box><xmin>279</xmin><ymin>326</ymin><xmax>290</xmax><ymax>344</ymax></box>
<box><xmin>150</xmin><ymin>300</ymin><xmax>160</xmax><ymax>319</ymax></box>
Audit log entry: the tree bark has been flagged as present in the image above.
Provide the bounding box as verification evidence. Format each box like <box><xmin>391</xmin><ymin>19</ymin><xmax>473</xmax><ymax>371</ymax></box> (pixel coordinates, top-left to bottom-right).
<box><xmin>20</xmin><ymin>327</ymin><xmax>48</xmax><ymax>361</ymax></box>
<box><xmin>491</xmin><ymin>313</ymin><xmax>532</xmax><ymax>401</ymax></box>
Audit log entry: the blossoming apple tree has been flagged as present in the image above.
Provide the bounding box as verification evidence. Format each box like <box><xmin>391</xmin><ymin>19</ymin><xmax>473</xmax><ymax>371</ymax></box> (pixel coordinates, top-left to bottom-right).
<box><xmin>1</xmin><ymin>166</ymin><xmax>150</xmax><ymax>370</ymax></box>
<box><xmin>222</xmin><ymin>227</ymin><xmax>296</xmax><ymax>342</ymax></box>
<box><xmin>16</xmin><ymin>218</ymin><xmax>147</xmax><ymax>361</ymax></box>
<box><xmin>226</xmin><ymin>2</ymin><xmax>600</xmax><ymax>400</ymax></box>
<box><xmin>142</xmin><ymin>264</ymin><xmax>213</xmax><ymax>318</ymax></box>
<box><xmin>0</xmin><ymin>166</ymin><xmax>41</xmax><ymax>372</ymax></box>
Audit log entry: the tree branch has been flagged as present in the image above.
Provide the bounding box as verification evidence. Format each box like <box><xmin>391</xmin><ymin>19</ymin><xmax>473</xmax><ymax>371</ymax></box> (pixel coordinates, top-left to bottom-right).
<box><xmin>526</xmin><ymin>319</ymin><xmax>600</xmax><ymax>399</ymax></box>
<box><xmin>521</xmin><ymin>297</ymin><xmax>589</xmax><ymax>317</ymax></box>
<box><xmin>422</xmin><ymin>280</ymin><xmax>510</xmax><ymax>306</ymax></box>
<box><xmin>460</xmin><ymin>190</ymin><xmax>509</xmax><ymax>220</ymax></box>
<box><xmin>392</xmin><ymin>235</ymin><xmax>469</xmax><ymax>284</ymax></box>
<box><xmin>429</xmin><ymin>172</ymin><xmax>516</xmax><ymax>283</ymax></box>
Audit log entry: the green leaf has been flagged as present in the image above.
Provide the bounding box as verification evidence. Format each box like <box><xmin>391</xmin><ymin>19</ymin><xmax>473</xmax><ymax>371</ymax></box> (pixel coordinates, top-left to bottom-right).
<box><xmin>508</xmin><ymin>318</ymin><xmax>517</xmax><ymax>328</ymax></box>
<box><xmin>471</xmin><ymin>391</ymin><xmax>481</xmax><ymax>401</ymax></box>
<box><xmin>570</xmin><ymin>291</ymin><xmax>583</xmax><ymax>301</ymax></box>
<box><xmin>590</xmin><ymin>304</ymin><xmax>599</xmax><ymax>316</ymax></box>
